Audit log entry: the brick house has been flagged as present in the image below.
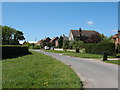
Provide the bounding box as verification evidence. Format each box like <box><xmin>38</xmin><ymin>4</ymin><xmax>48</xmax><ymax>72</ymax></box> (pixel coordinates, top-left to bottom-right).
<box><xmin>37</xmin><ymin>37</ymin><xmax>51</xmax><ymax>47</ymax></box>
<box><xmin>69</xmin><ymin>28</ymin><xmax>101</xmax><ymax>43</ymax></box>
<box><xmin>50</xmin><ymin>37</ymin><xmax>59</xmax><ymax>47</ymax></box>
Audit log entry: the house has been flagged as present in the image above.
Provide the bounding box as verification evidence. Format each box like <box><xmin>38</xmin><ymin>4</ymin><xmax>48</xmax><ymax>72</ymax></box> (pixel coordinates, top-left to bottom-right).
<box><xmin>37</xmin><ymin>37</ymin><xmax>51</xmax><ymax>47</ymax></box>
<box><xmin>69</xmin><ymin>28</ymin><xmax>101</xmax><ymax>43</ymax></box>
<box><xmin>112</xmin><ymin>30</ymin><xmax>120</xmax><ymax>49</ymax></box>
<box><xmin>50</xmin><ymin>37</ymin><xmax>59</xmax><ymax>47</ymax></box>
<box><xmin>63</xmin><ymin>34</ymin><xmax>69</xmax><ymax>40</ymax></box>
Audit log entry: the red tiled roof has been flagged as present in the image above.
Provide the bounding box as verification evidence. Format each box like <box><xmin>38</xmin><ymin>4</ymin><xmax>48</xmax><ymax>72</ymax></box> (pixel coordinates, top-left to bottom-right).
<box><xmin>70</xmin><ymin>30</ymin><xmax>100</xmax><ymax>37</ymax></box>
<box><xmin>50</xmin><ymin>37</ymin><xmax>59</xmax><ymax>42</ymax></box>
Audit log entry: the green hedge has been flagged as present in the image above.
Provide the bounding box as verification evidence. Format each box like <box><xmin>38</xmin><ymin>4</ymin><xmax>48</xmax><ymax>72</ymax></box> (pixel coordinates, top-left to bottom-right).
<box><xmin>85</xmin><ymin>42</ymin><xmax>115</xmax><ymax>56</ymax></box>
<box><xmin>1</xmin><ymin>45</ymin><xmax>30</xmax><ymax>59</ymax></box>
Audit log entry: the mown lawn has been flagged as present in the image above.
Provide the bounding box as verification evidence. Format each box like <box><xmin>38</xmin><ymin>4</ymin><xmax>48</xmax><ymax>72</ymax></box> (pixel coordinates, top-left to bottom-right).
<box><xmin>2</xmin><ymin>51</ymin><xmax>82</xmax><ymax>88</ymax></box>
<box><xmin>104</xmin><ymin>60</ymin><xmax>120</xmax><ymax>65</ymax></box>
<box><xmin>44</xmin><ymin>50</ymin><xmax>115</xmax><ymax>59</ymax></box>
<box><xmin>44</xmin><ymin>50</ymin><xmax>74</xmax><ymax>53</ymax></box>
<box><xmin>64</xmin><ymin>53</ymin><xmax>102</xmax><ymax>58</ymax></box>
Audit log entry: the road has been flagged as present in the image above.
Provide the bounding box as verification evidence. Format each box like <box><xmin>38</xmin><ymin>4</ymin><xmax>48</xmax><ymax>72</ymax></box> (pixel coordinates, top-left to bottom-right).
<box><xmin>31</xmin><ymin>50</ymin><xmax>119</xmax><ymax>88</ymax></box>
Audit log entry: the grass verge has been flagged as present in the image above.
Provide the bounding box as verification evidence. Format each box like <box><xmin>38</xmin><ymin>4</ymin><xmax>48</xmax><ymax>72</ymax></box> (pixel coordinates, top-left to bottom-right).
<box><xmin>2</xmin><ymin>51</ymin><xmax>82</xmax><ymax>88</ymax></box>
<box><xmin>44</xmin><ymin>50</ymin><xmax>115</xmax><ymax>59</ymax></box>
<box><xmin>104</xmin><ymin>60</ymin><xmax>120</xmax><ymax>65</ymax></box>
<box><xmin>43</xmin><ymin>50</ymin><xmax>74</xmax><ymax>53</ymax></box>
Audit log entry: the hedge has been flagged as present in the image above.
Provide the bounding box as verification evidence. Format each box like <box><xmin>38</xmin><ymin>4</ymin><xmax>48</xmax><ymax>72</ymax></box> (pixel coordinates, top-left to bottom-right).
<box><xmin>1</xmin><ymin>45</ymin><xmax>30</xmax><ymax>59</ymax></box>
<box><xmin>85</xmin><ymin>42</ymin><xmax>115</xmax><ymax>56</ymax></box>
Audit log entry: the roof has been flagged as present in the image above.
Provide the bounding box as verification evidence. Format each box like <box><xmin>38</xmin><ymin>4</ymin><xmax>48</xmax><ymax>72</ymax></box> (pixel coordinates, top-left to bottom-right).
<box><xmin>70</xmin><ymin>30</ymin><xmax>100</xmax><ymax>37</ymax></box>
<box><xmin>50</xmin><ymin>37</ymin><xmax>59</xmax><ymax>42</ymax></box>
<box><xmin>112</xmin><ymin>34</ymin><xmax>120</xmax><ymax>39</ymax></box>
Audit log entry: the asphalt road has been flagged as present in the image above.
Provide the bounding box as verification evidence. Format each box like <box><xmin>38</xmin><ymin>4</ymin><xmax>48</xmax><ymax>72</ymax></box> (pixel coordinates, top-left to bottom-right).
<box><xmin>31</xmin><ymin>50</ymin><xmax>119</xmax><ymax>88</ymax></box>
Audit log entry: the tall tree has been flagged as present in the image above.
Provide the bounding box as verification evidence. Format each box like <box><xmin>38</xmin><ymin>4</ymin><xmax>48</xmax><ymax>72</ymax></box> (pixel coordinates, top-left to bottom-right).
<box><xmin>58</xmin><ymin>35</ymin><xmax>63</xmax><ymax>48</ymax></box>
<box><xmin>1</xmin><ymin>25</ymin><xmax>25</xmax><ymax>45</ymax></box>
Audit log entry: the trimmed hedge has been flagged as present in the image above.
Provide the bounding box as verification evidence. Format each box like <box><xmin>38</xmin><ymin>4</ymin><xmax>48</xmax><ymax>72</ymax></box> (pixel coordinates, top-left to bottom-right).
<box><xmin>1</xmin><ymin>45</ymin><xmax>30</xmax><ymax>59</ymax></box>
<box><xmin>85</xmin><ymin>42</ymin><xmax>115</xmax><ymax>56</ymax></box>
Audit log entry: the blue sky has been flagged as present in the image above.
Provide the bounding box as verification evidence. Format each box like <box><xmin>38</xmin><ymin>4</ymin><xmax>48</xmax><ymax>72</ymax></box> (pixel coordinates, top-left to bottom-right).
<box><xmin>2</xmin><ymin>2</ymin><xmax>118</xmax><ymax>41</ymax></box>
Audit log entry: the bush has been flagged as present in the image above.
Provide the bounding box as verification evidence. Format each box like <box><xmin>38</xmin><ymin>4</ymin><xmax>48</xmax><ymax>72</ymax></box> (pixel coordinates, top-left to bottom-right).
<box><xmin>85</xmin><ymin>42</ymin><xmax>115</xmax><ymax>56</ymax></box>
<box><xmin>33</xmin><ymin>46</ymin><xmax>41</xmax><ymax>49</ymax></box>
<box><xmin>1</xmin><ymin>45</ymin><xmax>30</xmax><ymax>59</ymax></box>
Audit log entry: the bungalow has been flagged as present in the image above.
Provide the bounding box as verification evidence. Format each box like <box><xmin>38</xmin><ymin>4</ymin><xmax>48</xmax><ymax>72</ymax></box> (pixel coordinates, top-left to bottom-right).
<box><xmin>69</xmin><ymin>28</ymin><xmax>101</xmax><ymax>43</ymax></box>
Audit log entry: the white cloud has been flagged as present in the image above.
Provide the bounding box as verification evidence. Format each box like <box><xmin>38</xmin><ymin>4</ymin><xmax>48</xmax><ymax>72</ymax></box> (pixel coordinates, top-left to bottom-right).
<box><xmin>112</xmin><ymin>30</ymin><xmax>118</xmax><ymax>32</ymax></box>
<box><xmin>87</xmin><ymin>21</ymin><xmax>94</xmax><ymax>26</ymax></box>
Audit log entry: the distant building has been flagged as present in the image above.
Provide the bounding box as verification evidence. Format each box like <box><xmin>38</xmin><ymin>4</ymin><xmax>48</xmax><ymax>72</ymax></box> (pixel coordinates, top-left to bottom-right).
<box><xmin>69</xmin><ymin>28</ymin><xmax>101</xmax><ymax>43</ymax></box>
<box><xmin>50</xmin><ymin>37</ymin><xmax>59</xmax><ymax>47</ymax></box>
<box><xmin>37</xmin><ymin>37</ymin><xmax>51</xmax><ymax>45</ymax></box>
<box><xmin>112</xmin><ymin>30</ymin><xmax>120</xmax><ymax>49</ymax></box>
<box><xmin>63</xmin><ymin>34</ymin><xmax>69</xmax><ymax>40</ymax></box>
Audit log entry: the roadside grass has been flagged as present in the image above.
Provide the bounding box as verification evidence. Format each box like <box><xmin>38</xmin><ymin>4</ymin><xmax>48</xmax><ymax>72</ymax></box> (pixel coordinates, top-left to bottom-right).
<box><xmin>104</xmin><ymin>60</ymin><xmax>120</xmax><ymax>65</ymax></box>
<box><xmin>64</xmin><ymin>53</ymin><xmax>102</xmax><ymax>58</ymax></box>
<box><xmin>44</xmin><ymin>50</ymin><xmax>74</xmax><ymax>53</ymax></box>
<box><xmin>2</xmin><ymin>51</ymin><xmax>82</xmax><ymax>88</ymax></box>
<box><xmin>44</xmin><ymin>50</ymin><xmax>115</xmax><ymax>59</ymax></box>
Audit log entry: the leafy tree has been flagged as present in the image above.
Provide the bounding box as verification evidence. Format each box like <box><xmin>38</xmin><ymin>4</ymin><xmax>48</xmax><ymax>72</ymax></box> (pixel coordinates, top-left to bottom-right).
<box><xmin>72</xmin><ymin>41</ymin><xmax>84</xmax><ymax>53</ymax></box>
<box><xmin>58</xmin><ymin>36</ymin><xmax>63</xmax><ymax>48</ymax></box>
<box><xmin>1</xmin><ymin>25</ymin><xmax>25</xmax><ymax>45</ymax></box>
<box><xmin>63</xmin><ymin>40</ymin><xmax>69</xmax><ymax>50</ymax></box>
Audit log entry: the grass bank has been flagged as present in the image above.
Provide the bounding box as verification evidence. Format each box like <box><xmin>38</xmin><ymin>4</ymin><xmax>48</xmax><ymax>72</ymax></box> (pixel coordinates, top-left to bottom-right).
<box><xmin>104</xmin><ymin>60</ymin><xmax>120</xmax><ymax>65</ymax></box>
<box><xmin>43</xmin><ymin>50</ymin><xmax>74</xmax><ymax>53</ymax></box>
<box><xmin>2</xmin><ymin>51</ymin><xmax>82</xmax><ymax>88</ymax></box>
<box><xmin>44</xmin><ymin>50</ymin><xmax>114</xmax><ymax>59</ymax></box>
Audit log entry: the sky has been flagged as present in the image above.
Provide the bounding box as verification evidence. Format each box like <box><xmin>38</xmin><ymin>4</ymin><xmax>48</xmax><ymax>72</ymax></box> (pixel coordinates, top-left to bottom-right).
<box><xmin>2</xmin><ymin>2</ymin><xmax>118</xmax><ymax>41</ymax></box>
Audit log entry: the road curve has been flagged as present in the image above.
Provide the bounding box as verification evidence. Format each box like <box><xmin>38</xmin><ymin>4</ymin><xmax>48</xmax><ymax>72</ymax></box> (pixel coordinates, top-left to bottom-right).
<box><xmin>31</xmin><ymin>50</ymin><xmax>119</xmax><ymax>88</ymax></box>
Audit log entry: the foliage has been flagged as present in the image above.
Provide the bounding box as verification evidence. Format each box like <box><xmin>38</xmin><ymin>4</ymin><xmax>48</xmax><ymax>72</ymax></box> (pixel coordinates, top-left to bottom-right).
<box><xmin>23</xmin><ymin>41</ymin><xmax>31</xmax><ymax>47</ymax></box>
<box><xmin>58</xmin><ymin>36</ymin><xmax>63</xmax><ymax>48</ymax></box>
<box><xmin>33</xmin><ymin>45</ymin><xmax>41</xmax><ymax>49</ymax></box>
<box><xmin>104</xmin><ymin>60</ymin><xmax>120</xmax><ymax>65</ymax></box>
<box><xmin>62</xmin><ymin>40</ymin><xmax>70</xmax><ymax>50</ymax></box>
<box><xmin>1</xmin><ymin>25</ymin><xmax>25</xmax><ymax>45</ymax></box>
<box><xmin>85</xmin><ymin>39</ymin><xmax>115</xmax><ymax>56</ymax></box>
<box><xmin>72</xmin><ymin>41</ymin><xmax>84</xmax><ymax>49</ymax></box>
<box><xmin>2</xmin><ymin>45</ymin><xmax>29</xmax><ymax>59</ymax></box>
<box><xmin>2</xmin><ymin>51</ymin><xmax>82</xmax><ymax>88</ymax></box>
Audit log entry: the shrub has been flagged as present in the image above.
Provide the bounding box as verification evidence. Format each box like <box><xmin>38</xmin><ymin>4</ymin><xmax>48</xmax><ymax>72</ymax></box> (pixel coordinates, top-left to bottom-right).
<box><xmin>1</xmin><ymin>45</ymin><xmax>30</xmax><ymax>59</ymax></box>
<box><xmin>33</xmin><ymin>46</ymin><xmax>41</xmax><ymax>49</ymax></box>
<box><xmin>85</xmin><ymin>42</ymin><xmax>115</xmax><ymax>56</ymax></box>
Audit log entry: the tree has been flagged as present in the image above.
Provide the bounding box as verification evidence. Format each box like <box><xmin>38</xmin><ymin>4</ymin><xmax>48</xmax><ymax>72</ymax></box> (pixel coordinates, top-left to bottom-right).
<box><xmin>72</xmin><ymin>41</ymin><xmax>84</xmax><ymax>53</ymax></box>
<box><xmin>1</xmin><ymin>25</ymin><xmax>25</xmax><ymax>45</ymax></box>
<box><xmin>62</xmin><ymin>40</ymin><xmax>69</xmax><ymax>51</ymax></box>
<box><xmin>58</xmin><ymin>36</ymin><xmax>63</xmax><ymax>48</ymax></box>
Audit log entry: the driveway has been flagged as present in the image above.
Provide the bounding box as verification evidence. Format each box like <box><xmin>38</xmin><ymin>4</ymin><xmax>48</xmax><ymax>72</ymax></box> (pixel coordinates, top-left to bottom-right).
<box><xmin>31</xmin><ymin>50</ymin><xmax>119</xmax><ymax>88</ymax></box>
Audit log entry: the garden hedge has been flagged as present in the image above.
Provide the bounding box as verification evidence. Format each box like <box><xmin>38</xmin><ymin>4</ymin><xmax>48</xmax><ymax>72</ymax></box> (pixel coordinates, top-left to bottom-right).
<box><xmin>85</xmin><ymin>42</ymin><xmax>115</xmax><ymax>56</ymax></box>
<box><xmin>1</xmin><ymin>45</ymin><xmax>30</xmax><ymax>59</ymax></box>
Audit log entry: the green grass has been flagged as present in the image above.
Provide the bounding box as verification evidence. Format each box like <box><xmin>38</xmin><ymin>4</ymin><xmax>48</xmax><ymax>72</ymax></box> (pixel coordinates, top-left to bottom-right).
<box><xmin>104</xmin><ymin>60</ymin><xmax>120</xmax><ymax>65</ymax></box>
<box><xmin>2</xmin><ymin>51</ymin><xmax>82</xmax><ymax>88</ymax></box>
<box><xmin>44</xmin><ymin>50</ymin><xmax>116</xmax><ymax>59</ymax></box>
<box><xmin>44</xmin><ymin>50</ymin><xmax>74</xmax><ymax>53</ymax></box>
<box><xmin>64</xmin><ymin>53</ymin><xmax>103</xmax><ymax>58</ymax></box>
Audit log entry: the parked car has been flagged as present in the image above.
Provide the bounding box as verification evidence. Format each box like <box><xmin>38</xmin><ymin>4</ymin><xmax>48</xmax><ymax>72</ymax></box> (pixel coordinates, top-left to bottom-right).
<box><xmin>44</xmin><ymin>46</ymin><xmax>49</xmax><ymax>50</ymax></box>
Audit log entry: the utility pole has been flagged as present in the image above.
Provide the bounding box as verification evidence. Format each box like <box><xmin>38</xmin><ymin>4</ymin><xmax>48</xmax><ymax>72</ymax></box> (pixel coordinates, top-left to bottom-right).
<box><xmin>35</xmin><ymin>37</ymin><xmax>36</xmax><ymax>43</ymax></box>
